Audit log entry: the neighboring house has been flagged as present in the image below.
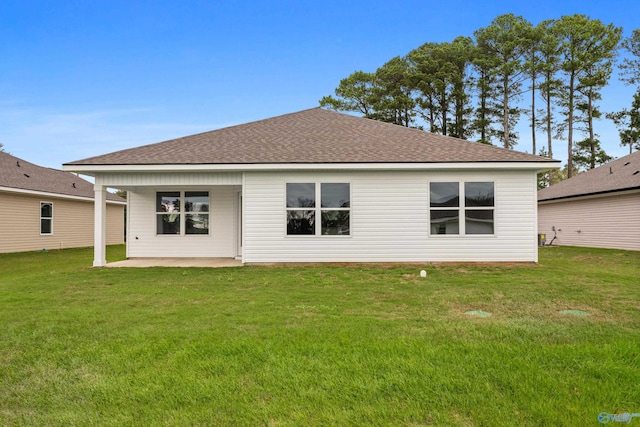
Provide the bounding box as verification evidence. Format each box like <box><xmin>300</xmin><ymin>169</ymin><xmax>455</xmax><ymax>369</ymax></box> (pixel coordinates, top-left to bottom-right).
<box><xmin>62</xmin><ymin>108</ymin><xmax>558</xmax><ymax>266</ymax></box>
<box><xmin>538</xmin><ymin>151</ymin><xmax>640</xmax><ymax>251</ymax></box>
<box><xmin>0</xmin><ymin>152</ymin><xmax>126</xmax><ymax>253</ymax></box>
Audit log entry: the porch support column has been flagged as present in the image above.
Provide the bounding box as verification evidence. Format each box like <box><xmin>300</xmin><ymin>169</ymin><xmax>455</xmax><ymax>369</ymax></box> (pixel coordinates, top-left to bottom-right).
<box><xmin>93</xmin><ymin>184</ymin><xmax>107</xmax><ymax>267</ymax></box>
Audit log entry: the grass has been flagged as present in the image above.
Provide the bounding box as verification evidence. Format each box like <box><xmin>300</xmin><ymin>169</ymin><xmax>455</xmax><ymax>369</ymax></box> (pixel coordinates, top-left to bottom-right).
<box><xmin>0</xmin><ymin>246</ymin><xmax>639</xmax><ymax>426</ymax></box>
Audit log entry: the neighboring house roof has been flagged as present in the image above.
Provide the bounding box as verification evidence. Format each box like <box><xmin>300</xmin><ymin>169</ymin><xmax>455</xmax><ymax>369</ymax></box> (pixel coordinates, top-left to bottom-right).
<box><xmin>538</xmin><ymin>150</ymin><xmax>640</xmax><ymax>202</ymax></box>
<box><xmin>64</xmin><ymin>108</ymin><xmax>558</xmax><ymax>167</ymax></box>
<box><xmin>0</xmin><ymin>152</ymin><xmax>125</xmax><ymax>202</ymax></box>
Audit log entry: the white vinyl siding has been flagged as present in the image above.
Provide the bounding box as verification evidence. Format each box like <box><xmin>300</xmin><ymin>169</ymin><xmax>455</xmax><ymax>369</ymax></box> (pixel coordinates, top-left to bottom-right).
<box><xmin>538</xmin><ymin>191</ymin><xmax>640</xmax><ymax>251</ymax></box>
<box><xmin>243</xmin><ymin>170</ymin><xmax>539</xmax><ymax>263</ymax></box>
<box><xmin>126</xmin><ymin>186</ymin><xmax>238</xmax><ymax>258</ymax></box>
<box><xmin>95</xmin><ymin>172</ymin><xmax>242</xmax><ymax>187</ymax></box>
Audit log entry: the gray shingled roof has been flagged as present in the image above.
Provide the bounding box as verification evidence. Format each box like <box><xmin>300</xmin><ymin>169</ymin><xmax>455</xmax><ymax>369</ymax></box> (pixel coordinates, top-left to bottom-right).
<box><xmin>65</xmin><ymin>108</ymin><xmax>557</xmax><ymax>166</ymax></box>
<box><xmin>0</xmin><ymin>152</ymin><xmax>124</xmax><ymax>202</ymax></box>
<box><xmin>538</xmin><ymin>150</ymin><xmax>640</xmax><ymax>202</ymax></box>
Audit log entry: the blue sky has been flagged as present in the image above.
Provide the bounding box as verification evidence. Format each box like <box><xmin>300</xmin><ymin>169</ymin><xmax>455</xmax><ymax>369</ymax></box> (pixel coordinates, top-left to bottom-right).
<box><xmin>1</xmin><ymin>0</ymin><xmax>639</xmax><ymax>169</ymax></box>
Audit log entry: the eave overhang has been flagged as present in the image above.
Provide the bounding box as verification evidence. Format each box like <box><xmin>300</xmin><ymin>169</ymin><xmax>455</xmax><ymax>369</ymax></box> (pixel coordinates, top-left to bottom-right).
<box><xmin>63</xmin><ymin>161</ymin><xmax>561</xmax><ymax>176</ymax></box>
<box><xmin>0</xmin><ymin>185</ymin><xmax>127</xmax><ymax>205</ymax></box>
<box><xmin>538</xmin><ymin>186</ymin><xmax>640</xmax><ymax>203</ymax></box>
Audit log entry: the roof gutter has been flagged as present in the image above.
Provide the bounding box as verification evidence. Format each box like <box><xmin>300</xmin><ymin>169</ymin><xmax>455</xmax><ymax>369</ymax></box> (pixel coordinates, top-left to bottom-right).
<box><xmin>63</xmin><ymin>161</ymin><xmax>560</xmax><ymax>175</ymax></box>
<box><xmin>538</xmin><ymin>186</ymin><xmax>640</xmax><ymax>203</ymax></box>
<box><xmin>0</xmin><ymin>186</ymin><xmax>127</xmax><ymax>204</ymax></box>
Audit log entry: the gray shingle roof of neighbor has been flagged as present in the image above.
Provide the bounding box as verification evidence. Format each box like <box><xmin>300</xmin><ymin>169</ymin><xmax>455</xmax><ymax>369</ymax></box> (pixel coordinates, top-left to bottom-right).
<box><xmin>538</xmin><ymin>150</ymin><xmax>640</xmax><ymax>202</ymax></box>
<box><xmin>65</xmin><ymin>108</ymin><xmax>558</xmax><ymax>166</ymax></box>
<box><xmin>0</xmin><ymin>152</ymin><xmax>124</xmax><ymax>202</ymax></box>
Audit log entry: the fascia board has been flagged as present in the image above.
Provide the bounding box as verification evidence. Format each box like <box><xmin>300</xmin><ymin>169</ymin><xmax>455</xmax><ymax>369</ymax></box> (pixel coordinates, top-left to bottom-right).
<box><xmin>64</xmin><ymin>161</ymin><xmax>561</xmax><ymax>175</ymax></box>
<box><xmin>538</xmin><ymin>187</ymin><xmax>640</xmax><ymax>204</ymax></box>
<box><xmin>0</xmin><ymin>186</ymin><xmax>126</xmax><ymax>205</ymax></box>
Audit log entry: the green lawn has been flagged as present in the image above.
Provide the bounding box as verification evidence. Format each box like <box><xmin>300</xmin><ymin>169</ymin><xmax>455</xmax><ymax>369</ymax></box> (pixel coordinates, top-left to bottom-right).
<box><xmin>0</xmin><ymin>246</ymin><xmax>638</xmax><ymax>426</ymax></box>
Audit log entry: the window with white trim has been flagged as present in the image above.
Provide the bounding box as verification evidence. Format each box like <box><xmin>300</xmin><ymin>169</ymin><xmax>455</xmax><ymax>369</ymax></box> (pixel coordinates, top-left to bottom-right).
<box><xmin>429</xmin><ymin>182</ymin><xmax>494</xmax><ymax>235</ymax></box>
<box><xmin>156</xmin><ymin>191</ymin><xmax>210</xmax><ymax>235</ymax></box>
<box><xmin>286</xmin><ymin>183</ymin><xmax>350</xmax><ymax>236</ymax></box>
<box><xmin>40</xmin><ymin>202</ymin><xmax>53</xmax><ymax>235</ymax></box>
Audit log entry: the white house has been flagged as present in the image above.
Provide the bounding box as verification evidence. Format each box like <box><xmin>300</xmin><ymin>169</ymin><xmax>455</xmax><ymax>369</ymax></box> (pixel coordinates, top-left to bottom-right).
<box><xmin>63</xmin><ymin>108</ymin><xmax>558</xmax><ymax>266</ymax></box>
<box><xmin>538</xmin><ymin>150</ymin><xmax>640</xmax><ymax>251</ymax></box>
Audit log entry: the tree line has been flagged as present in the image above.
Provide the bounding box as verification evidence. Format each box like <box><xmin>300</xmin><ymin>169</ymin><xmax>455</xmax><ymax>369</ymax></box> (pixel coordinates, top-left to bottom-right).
<box><xmin>320</xmin><ymin>13</ymin><xmax>640</xmax><ymax>181</ymax></box>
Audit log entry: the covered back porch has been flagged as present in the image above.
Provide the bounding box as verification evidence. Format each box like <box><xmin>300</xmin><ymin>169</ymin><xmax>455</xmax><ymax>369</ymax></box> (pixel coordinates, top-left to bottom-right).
<box><xmin>92</xmin><ymin>171</ymin><xmax>243</xmax><ymax>267</ymax></box>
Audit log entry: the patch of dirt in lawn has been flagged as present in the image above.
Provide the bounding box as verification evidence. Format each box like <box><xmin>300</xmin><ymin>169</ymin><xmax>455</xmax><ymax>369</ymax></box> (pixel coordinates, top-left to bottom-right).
<box><xmin>447</xmin><ymin>300</ymin><xmax>622</xmax><ymax>323</ymax></box>
<box><xmin>451</xmin><ymin>304</ymin><xmax>499</xmax><ymax>320</ymax></box>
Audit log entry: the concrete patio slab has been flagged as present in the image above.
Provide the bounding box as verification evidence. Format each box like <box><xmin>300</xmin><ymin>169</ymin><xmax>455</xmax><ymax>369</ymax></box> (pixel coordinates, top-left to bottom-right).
<box><xmin>106</xmin><ymin>258</ymin><xmax>243</xmax><ymax>268</ymax></box>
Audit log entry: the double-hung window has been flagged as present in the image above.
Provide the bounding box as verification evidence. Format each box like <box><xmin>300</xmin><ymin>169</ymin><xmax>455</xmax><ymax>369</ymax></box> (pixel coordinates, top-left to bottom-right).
<box><xmin>40</xmin><ymin>202</ymin><xmax>53</xmax><ymax>235</ymax></box>
<box><xmin>429</xmin><ymin>182</ymin><xmax>494</xmax><ymax>235</ymax></box>
<box><xmin>464</xmin><ymin>182</ymin><xmax>494</xmax><ymax>235</ymax></box>
<box><xmin>286</xmin><ymin>183</ymin><xmax>350</xmax><ymax>236</ymax></box>
<box><xmin>429</xmin><ymin>182</ymin><xmax>460</xmax><ymax>235</ymax></box>
<box><xmin>185</xmin><ymin>192</ymin><xmax>210</xmax><ymax>234</ymax></box>
<box><xmin>286</xmin><ymin>183</ymin><xmax>316</xmax><ymax>235</ymax></box>
<box><xmin>156</xmin><ymin>191</ymin><xmax>210</xmax><ymax>235</ymax></box>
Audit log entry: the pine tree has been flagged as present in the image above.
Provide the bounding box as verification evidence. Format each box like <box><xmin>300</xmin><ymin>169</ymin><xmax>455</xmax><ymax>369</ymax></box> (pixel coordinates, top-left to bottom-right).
<box><xmin>536</xmin><ymin>20</ymin><xmax>564</xmax><ymax>163</ymax></box>
<box><xmin>606</xmin><ymin>89</ymin><xmax>640</xmax><ymax>153</ymax></box>
<box><xmin>407</xmin><ymin>37</ymin><xmax>474</xmax><ymax>137</ymax></box>
<box><xmin>523</xmin><ymin>23</ymin><xmax>544</xmax><ymax>155</ymax></box>
<box><xmin>319</xmin><ymin>71</ymin><xmax>378</xmax><ymax>118</ymax></box>
<box><xmin>619</xmin><ymin>29</ymin><xmax>640</xmax><ymax>86</ymax></box>
<box><xmin>474</xmin><ymin>14</ymin><xmax>533</xmax><ymax>148</ymax></box>
<box><xmin>372</xmin><ymin>57</ymin><xmax>416</xmax><ymax>127</ymax></box>
<box><xmin>553</xmin><ymin>15</ymin><xmax>622</xmax><ymax>177</ymax></box>
<box><xmin>471</xmin><ymin>46</ymin><xmax>500</xmax><ymax>144</ymax></box>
